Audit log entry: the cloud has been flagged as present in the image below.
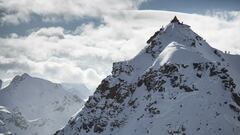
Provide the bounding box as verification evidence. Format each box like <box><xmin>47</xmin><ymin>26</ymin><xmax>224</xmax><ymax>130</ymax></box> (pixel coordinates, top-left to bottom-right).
<box><xmin>33</xmin><ymin>27</ymin><xmax>65</xmax><ymax>39</ymax></box>
<box><xmin>0</xmin><ymin>10</ymin><xmax>239</xmax><ymax>90</ymax></box>
<box><xmin>0</xmin><ymin>0</ymin><xmax>146</xmax><ymax>25</ymax></box>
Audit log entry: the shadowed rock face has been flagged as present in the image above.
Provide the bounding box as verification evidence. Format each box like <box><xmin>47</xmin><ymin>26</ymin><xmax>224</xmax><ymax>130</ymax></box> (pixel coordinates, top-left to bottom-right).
<box><xmin>55</xmin><ymin>17</ymin><xmax>240</xmax><ymax>135</ymax></box>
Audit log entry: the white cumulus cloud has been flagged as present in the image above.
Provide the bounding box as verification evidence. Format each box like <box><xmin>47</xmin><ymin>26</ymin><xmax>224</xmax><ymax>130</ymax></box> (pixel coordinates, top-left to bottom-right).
<box><xmin>0</xmin><ymin>8</ymin><xmax>239</xmax><ymax>90</ymax></box>
<box><xmin>0</xmin><ymin>0</ymin><xmax>146</xmax><ymax>25</ymax></box>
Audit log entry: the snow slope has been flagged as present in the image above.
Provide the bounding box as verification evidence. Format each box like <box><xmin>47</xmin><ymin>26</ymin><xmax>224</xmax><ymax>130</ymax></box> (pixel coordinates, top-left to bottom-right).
<box><xmin>0</xmin><ymin>73</ymin><xmax>85</xmax><ymax>135</ymax></box>
<box><xmin>55</xmin><ymin>16</ymin><xmax>240</xmax><ymax>135</ymax></box>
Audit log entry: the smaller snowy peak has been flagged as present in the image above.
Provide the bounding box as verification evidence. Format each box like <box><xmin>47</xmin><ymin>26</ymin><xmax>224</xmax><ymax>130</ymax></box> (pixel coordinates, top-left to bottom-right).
<box><xmin>0</xmin><ymin>74</ymin><xmax>85</xmax><ymax>135</ymax></box>
<box><xmin>7</xmin><ymin>73</ymin><xmax>63</xmax><ymax>91</ymax></box>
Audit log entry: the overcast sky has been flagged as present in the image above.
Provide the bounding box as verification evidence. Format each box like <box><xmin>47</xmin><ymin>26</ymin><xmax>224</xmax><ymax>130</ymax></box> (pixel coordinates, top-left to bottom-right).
<box><xmin>0</xmin><ymin>0</ymin><xmax>239</xmax><ymax>90</ymax></box>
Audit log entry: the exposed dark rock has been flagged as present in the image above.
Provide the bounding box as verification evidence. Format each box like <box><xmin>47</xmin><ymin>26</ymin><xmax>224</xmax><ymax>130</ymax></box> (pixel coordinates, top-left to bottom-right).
<box><xmin>213</xmin><ymin>49</ymin><xmax>221</xmax><ymax>57</ymax></box>
<box><xmin>171</xmin><ymin>16</ymin><xmax>180</xmax><ymax>23</ymax></box>
<box><xmin>229</xmin><ymin>104</ymin><xmax>240</xmax><ymax>113</ymax></box>
<box><xmin>147</xmin><ymin>31</ymin><xmax>160</xmax><ymax>44</ymax></box>
<box><xmin>232</xmin><ymin>93</ymin><xmax>240</xmax><ymax>106</ymax></box>
<box><xmin>112</xmin><ymin>62</ymin><xmax>134</xmax><ymax>77</ymax></box>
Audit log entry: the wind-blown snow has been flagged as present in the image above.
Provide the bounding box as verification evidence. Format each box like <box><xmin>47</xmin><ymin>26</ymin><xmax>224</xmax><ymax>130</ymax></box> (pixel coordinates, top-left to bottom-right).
<box><xmin>155</xmin><ymin>42</ymin><xmax>207</xmax><ymax>65</ymax></box>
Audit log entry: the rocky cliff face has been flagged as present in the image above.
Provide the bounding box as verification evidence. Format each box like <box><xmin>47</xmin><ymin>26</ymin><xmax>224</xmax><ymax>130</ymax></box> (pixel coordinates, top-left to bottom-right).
<box><xmin>55</xmin><ymin>17</ymin><xmax>240</xmax><ymax>135</ymax></box>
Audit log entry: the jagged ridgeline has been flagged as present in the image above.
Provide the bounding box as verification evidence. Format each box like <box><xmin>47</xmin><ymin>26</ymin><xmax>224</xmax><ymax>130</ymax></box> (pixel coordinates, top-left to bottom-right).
<box><xmin>55</xmin><ymin>17</ymin><xmax>240</xmax><ymax>135</ymax></box>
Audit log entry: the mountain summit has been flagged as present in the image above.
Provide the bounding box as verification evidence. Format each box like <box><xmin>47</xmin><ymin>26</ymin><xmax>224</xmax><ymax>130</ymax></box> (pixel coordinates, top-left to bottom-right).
<box><xmin>170</xmin><ymin>16</ymin><xmax>180</xmax><ymax>23</ymax></box>
<box><xmin>55</xmin><ymin>17</ymin><xmax>240</xmax><ymax>135</ymax></box>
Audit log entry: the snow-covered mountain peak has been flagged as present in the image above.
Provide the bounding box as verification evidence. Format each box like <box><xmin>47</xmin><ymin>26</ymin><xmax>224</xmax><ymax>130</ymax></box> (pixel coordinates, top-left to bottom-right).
<box><xmin>55</xmin><ymin>17</ymin><xmax>240</xmax><ymax>135</ymax></box>
<box><xmin>0</xmin><ymin>74</ymin><xmax>86</xmax><ymax>135</ymax></box>
<box><xmin>146</xmin><ymin>16</ymin><xmax>203</xmax><ymax>48</ymax></box>
<box><xmin>111</xmin><ymin>17</ymin><xmax>225</xmax><ymax>82</ymax></box>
